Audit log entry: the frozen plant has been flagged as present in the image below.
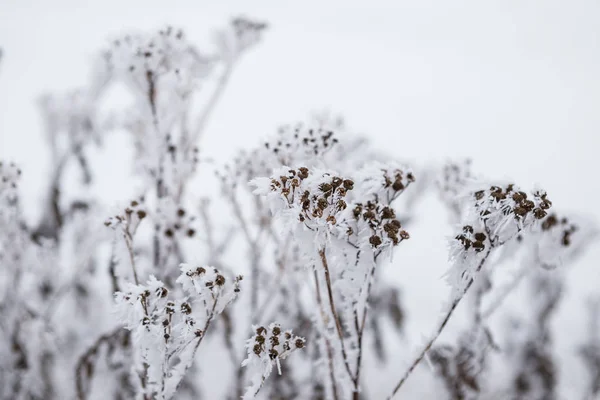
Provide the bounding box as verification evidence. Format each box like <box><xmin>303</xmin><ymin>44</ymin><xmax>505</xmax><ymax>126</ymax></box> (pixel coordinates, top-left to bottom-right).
<box><xmin>1</xmin><ymin>14</ymin><xmax>599</xmax><ymax>400</ymax></box>
<box><xmin>111</xmin><ymin>266</ymin><xmax>241</xmax><ymax>400</ymax></box>
<box><xmin>241</xmin><ymin>323</ymin><xmax>306</xmax><ymax>399</ymax></box>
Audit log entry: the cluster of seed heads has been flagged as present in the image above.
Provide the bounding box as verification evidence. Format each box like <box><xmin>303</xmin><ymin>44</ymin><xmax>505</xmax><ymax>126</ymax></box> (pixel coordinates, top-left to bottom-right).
<box><xmin>218</xmin><ymin>147</ymin><xmax>272</xmax><ymax>192</ymax></box>
<box><xmin>250</xmin><ymin>324</ymin><xmax>305</xmax><ymax>361</ymax></box>
<box><xmin>350</xmin><ymin>202</ymin><xmax>409</xmax><ymax>247</ymax></box>
<box><xmin>455</xmin><ymin>225</ymin><xmax>487</xmax><ymax>252</ymax></box>
<box><xmin>129</xmin><ymin>282</ymin><xmax>203</xmax><ymax>342</ymax></box>
<box><xmin>231</xmin><ymin>17</ymin><xmax>268</xmax><ymax>39</ymax></box>
<box><xmin>265</xmin><ymin>123</ymin><xmax>339</xmax><ymax>164</ymax></box>
<box><xmin>185</xmin><ymin>266</ymin><xmax>226</xmax><ymax>289</ymax></box>
<box><xmin>160</xmin><ymin>205</ymin><xmax>196</xmax><ymax>239</ymax></box>
<box><xmin>541</xmin><ymin>214</ymin><xmax>579</xmax><ymax>247</ymax></box>
<box><xmin>382</xmin><ymin>167</ymin><xmax>415</xmax><ymax>193</ymax></box>
<box><xmin>269</xmin><ymin>167</ymin><xmax>353</xmax><ymax>225</ymax></box>
<box><xmin>0</xmin><ymin>161</ymin><xmax>21</xmax><ymax>190</ymax></box>
<box><xmin>160</xmin><ymin>299</ymin><xmax>200</xmax><ymax>341</ymax></box>
<box><xmin>219</xmin><ymin>121</ymin><xmax>340</xmax><ymax>190</ymax></box>
<box><xmin>166</xmin><ymin>134</ymin><xmax>200</xmax><ymax>167</ymax></box>
<box><xmin>438</xmin><ymin>159</ymin><xmax>473</xmax><ymax>197</ymax></box>
<box><xmin>104</xmin><ymin>198</ymin><xmax>147</xmax><ymax>228</ymax></box>
<box><xmin>109</xmin><ymin>25</ymin><xmax>187</xmax><ymax>72</ymax></box>
<box><xmin>475</xmin><ymin>185</ymin><xmax>552</xmax><ymax>221</ymax></box>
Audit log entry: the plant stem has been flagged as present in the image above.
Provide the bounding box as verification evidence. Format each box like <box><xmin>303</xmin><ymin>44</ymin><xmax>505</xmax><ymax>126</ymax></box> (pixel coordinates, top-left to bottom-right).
<box><xmin>123</xmin><ymin>228</ymin><xmax>139</xmax><ymax>285</ymax></box>
<box><xmin>319</xmin><ymin>248</ymin><xmax>357</xmax><ymax>391</ymax></box>
<box><xmin>387</xmin><ymin>247</ymin><xmax>492</xmax><ymax>399</ymax></box>
<box><xmin>313</xmin><ymin>270</ymin><xmax>340</xmax><ymax>400</ymax></box>
<box><xmin>190</xmin><ymin>64</ymin><xmax>232</xmax><ymax>146</ymax></box>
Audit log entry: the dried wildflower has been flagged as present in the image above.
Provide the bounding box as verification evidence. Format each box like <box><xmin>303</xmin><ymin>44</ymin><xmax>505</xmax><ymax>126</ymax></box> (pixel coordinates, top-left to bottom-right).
<box><xmin>251</xmin><ymin>166</ymin><xmax>355</xmax><ymax>244</ymax></box>
<box><xmin>154</xmin><ymin>198</ymin><xmax>199</xmax><ymax>244</ymax></box>
<box><xmin>470</xmin><ymin>184</ymin><xmax>552</xmax><ymax>242</ymax></box>
<box><xmin>104</xmin><ymin>25</ymin><xmax>214</xmax><ymax>109</ymax></box>
<box><xmin>342</xmin><ymin>199</ymin><xmax>408</xmax><ymax>251</ymax></box>
<box><xmin>104</xmin><ymin>197</ymin><xmax>147</xmax><ymax>231</ymax></box>
<box><xmin>215</xmin><ymin>17</ymin><xmax>267</xmax><ymax>62</ymax></box>
<box><xmin>529</xmin><ymin>212</ymin><xmax>597</xmax><ymax>269</ymax></box>
<box><xmin>355</xmin><ymin>161</ymin><xmax>415</xmax><ymax>204</ymax></box>
<box><xmin>0</xmin><ymin>161</ymin><xmax>21</xmax><ymax>205</ymax></box>
<box><xmin>242</xmin><ymin>323</ymin><xmax>306</xmax><ymax>400</ymax></box>
<box><xmin>177</xmin><ymin>263</ymin><xmax>242</xmax><ymax>314</ymax></box>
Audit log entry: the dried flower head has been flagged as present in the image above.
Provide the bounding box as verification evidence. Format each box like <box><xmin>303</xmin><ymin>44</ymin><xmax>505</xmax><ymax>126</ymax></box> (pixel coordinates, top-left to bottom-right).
<box><xmin>436</xmin><ymin>159</ymin><xmax>475</xmax><ymax>219</ymax></box>
<box><xmin>177</xmin><ymin>264</ymin><xmax>242</xmax><ymax>314</ymax></box>
<box><xmin>251</xmin><ymin>166</ymin><xmax>354</xmax><ymax>244</ymax></box>
<box><xmin>0</xmin><ymin>161</ymin><xmax>21</xmax><ymax>205</ymax></box>
<box><xmin>241</xmin><ymin>322</ymin><xmax>306</xmax><ymax>400</ymax></box>
<box><xmin>530</xmin><ymin>212</ymin><xmax>598</xmax><ymax>269</ymax></box>
<box><xmin>470</xmin><ymin>184</ymin><xmax>552</xmax><ymax>241</ymax></box>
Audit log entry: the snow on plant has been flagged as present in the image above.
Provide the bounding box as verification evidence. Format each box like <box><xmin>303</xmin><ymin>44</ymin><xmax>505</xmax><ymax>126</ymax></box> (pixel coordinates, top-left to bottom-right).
<box><xmin>580</xmin><ymin>298</ymin><xmax>600</xmax><ymax>399</ymax></box>
<box><xmin>387</xmin><ymin>181</ymin><xmax>554</xmax><ymax>399</ymax></box>
<box><xmin>435</xmin><ymin>158</ymin><xmax>476</xmax><ymax>221</ymax></box>
<box><xmin>113</xmin><ymin>266</ymin><xmax>241</xmax><ymax>399</ymax></box>
<box><xmin>249</xmin><ymin>159</ymin><xmax>415</xmax><ymax>399</ymax></box>
<box><xmin>241</xmin><ymin>323</ymin><xmax>306</xmax><ymax>399</ymax></box>
<box><xmin>1</xmin><ymin>13</ymin><xmax>600</xmax><ymax>400</ymax></box>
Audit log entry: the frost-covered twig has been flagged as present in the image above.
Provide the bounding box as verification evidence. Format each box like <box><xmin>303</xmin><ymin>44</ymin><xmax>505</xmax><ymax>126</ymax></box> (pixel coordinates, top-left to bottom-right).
<box><xmin>241</xmin><ymin>323</ymin><xmax>305</xmax><ymax>399</ymax></box>
<box><xmin>580</xmin><ymin>298</ymin><xmax>600</xmax><ymax>399</ymax></box>
<box><xmin>387</xmin><ymin>246</ymin><xmax>493</xmax><ymax>399</ymax></box>
<box><xmin>388</xmin><ymin>183</ymin><xmax>552</xmax><ymax>398</ymax></box>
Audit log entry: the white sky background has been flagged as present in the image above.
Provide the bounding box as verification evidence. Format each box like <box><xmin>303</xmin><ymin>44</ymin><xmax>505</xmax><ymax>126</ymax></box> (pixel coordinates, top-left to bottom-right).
<box><xmin>1</xmin><ymin>0</ymin><xmax>600</xmax><ymax>397</ymax></box>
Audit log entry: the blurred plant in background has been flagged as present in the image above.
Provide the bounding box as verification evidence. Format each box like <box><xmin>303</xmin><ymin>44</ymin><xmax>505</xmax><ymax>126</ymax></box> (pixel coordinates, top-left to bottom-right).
<box><xmin>0</xmin><ymin>15</ymin><xmax>598</xmax><ymax>400</ymax></box>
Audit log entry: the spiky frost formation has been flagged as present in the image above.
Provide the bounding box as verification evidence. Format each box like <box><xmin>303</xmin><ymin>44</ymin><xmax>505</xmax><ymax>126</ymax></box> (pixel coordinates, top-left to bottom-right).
<box><xmin>241</xmin><ymin>323</ymin><xmax>306</xmax><ymax>400</ymax></box>
<box><xmin>114</xmin><ymin>266</ymin><xmax>242</xmax><ymax>399</ymax></box>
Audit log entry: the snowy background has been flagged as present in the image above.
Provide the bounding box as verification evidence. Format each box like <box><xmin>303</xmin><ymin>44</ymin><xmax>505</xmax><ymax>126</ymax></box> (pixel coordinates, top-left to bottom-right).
<box><xmin>1</xmin><ymin>0</ymin><xmax>599</xmax><ymax>397</ymax></box>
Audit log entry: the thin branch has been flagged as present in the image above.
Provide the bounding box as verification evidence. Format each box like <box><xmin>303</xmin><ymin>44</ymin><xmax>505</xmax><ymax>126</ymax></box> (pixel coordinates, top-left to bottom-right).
<box><xmin>170</xmin><ymin>293</ymin><xmax>220</xmax><ymax>397</ymax></box>
<box><xmin>313</xmin><ymin>269</ymin><xmax>340</xmax><ymax>400</ymax></box>
<box><xmin>75</xmin><ymin>327</ymin><xmax>124</xmax><ymax>400</ymax></box>
<box><xmin>123</xmin><ymin>227</ymin><xmax>139</xmax><ymax>285</ymax></box>
<box><xmin>189</xmin><ymin>64</ymin><xmax>232</xmax><ymax>146</ymax></box>
<box><xmin>319</xmin><ymin>248</ymin><xmax>357</xmax><ymax>389</ymax></box>
<box><xmin>353</xmin><ymin>258</ymin><xmax>378</xmax><ymax>400</ymax></box>
<box><xmin>387</xmin><ymin>246</ymin><xmax>493</xmax><ymax>399</ymax></box>
<box><xmin>482</xmin><ymin>264</ymin><xmax>530</xmax><ymax>320</ymax></box>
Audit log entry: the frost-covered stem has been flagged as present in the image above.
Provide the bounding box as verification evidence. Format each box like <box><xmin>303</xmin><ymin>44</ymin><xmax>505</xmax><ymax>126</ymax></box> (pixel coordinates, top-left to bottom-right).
<box><xmin>472</xmin><ymin>271</ymin><xmax>491</xmax><ymax>325</ymax></box>
<box><xmin>108</xmin><ymin>240</ymin><xmax>120</xmax><ymax>293</ymax></box>
<box><xmin>123</xmin><ymin>228</ymin><xmax>139</xmax><ymax>285</ymax></box>
<box><xmin>581</xmin><ymin>298</ymin><xmax>600</xmax><ymax>398</ymax></box>
<box><xmin>247</xmin><ymin>375</ymin><xmax>267</xmax><ymax>399</ymax></box>
<box><xmin>171</xmin><ymin>293</ymin><xmax>219</xmax><ymax>395</ymax></box>
<box><xmin>190</xmin><ymin>64</ymin><xmax>232</xmax><ymax>146</ymax></box>
<box><xmin>354</xmin><ymin>262</ymin><xmax>377</xmax><ymax>400</ymax></box>
<box><xmin>75</xmin><ymin>327</ymin><xmax>124</xmax><ymax>400</ymax></box>
<box><xmin>353</xmin><ymin>312</ymin><xmax>364</xmax><ymax>400</ymax></box>
<box><xmin>31</xmin><ymin>154</ymin><xmax>68</xmax><ymax>241</ymax></box>
<box><xmin>387</xmin><ymin>246</ymin><xmax>493</xmax><ymax>399</ymax></box>
<box><xmin>319</xmin><ymin>248</ymin><xmax>357</xmax><ymax>389</ymax></box>
<box><xmin>313</xmin><ymin>270</ymin><xmax>340</xmax><ymax>400</ymax></box>
<box><xmin>228</xmin><ymin>193</ymin><xmax>263</xmax><ymax>320</ymax></box>
<box><xmin>483</xmin><ymin>264</ymin><xmax>530</xmax><ymax>319</ymax></box>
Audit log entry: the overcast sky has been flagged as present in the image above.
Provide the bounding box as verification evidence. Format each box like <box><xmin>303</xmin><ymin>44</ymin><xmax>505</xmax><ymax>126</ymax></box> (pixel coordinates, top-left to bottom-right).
<box><xmin>1</xmin><ymin>0</ymin><xmax>599</xmax><ymax>396</ymax></box>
